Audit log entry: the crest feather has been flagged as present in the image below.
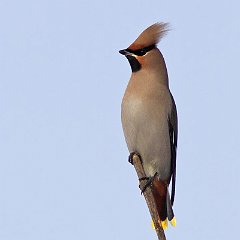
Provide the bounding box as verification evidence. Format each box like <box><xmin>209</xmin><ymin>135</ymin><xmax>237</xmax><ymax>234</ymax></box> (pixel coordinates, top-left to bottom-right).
<box><xmin>128</xmin><ymin>22</ymin><xmax>169</xmax><ymax>50</ymax></box>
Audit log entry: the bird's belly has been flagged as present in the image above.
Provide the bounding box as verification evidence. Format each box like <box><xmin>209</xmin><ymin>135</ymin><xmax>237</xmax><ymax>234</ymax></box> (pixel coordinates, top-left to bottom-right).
<box><xmin>121</xmin><ymin>97</ymin><xmax>171</xmax><ymax>180</ymax></box>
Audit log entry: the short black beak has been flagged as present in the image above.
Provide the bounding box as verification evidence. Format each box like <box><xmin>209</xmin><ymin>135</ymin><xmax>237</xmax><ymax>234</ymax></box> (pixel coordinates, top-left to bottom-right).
<box><xmin>119</xmin><ymin>49</ymin><xmax>131</xmax><ymax>56</ymax></box>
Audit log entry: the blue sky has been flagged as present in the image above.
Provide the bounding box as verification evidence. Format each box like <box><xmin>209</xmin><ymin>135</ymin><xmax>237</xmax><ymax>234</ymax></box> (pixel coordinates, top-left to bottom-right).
<box><xmin>0</xmin><ymin>0</ymin><xmax>240</xmax><ymax>239</ymax></box>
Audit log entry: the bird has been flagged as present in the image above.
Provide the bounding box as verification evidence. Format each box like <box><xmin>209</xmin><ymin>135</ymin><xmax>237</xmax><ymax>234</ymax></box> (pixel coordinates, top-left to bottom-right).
<box><xmin>119</xmin><ymin>23</ymin><xmax>178</xmax><ymax>230</ymax></box>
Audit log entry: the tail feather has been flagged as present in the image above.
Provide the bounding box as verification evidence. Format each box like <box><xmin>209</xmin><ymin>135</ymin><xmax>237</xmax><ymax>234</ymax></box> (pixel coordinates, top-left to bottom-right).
<box><xmin>166</xmin><ymin>189</ymin><xmax>174</xmax><ymax>221</ymax></box>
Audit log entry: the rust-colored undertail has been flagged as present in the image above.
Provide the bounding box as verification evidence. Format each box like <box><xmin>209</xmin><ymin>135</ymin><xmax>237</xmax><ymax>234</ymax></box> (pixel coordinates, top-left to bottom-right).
<box><xmin>152</xmin><ymin>177</ymin><xmax>175</xmax><ymax>229</ymax></box>
<box><xmin>152</xmin><ymin>178</ymin><xmax>168</xmax><ymax>221</ymax></box>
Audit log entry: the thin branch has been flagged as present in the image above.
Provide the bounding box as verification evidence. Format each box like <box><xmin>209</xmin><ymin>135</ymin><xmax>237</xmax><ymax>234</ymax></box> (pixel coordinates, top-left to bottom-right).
<box><xmin>132</xmin><ymin>154</ymin><xmax>166</xmax><ymax>240</ymax></box>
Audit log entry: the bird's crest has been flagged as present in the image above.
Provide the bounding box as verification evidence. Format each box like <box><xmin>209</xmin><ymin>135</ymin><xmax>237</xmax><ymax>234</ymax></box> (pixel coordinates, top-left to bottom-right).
<box><xmin>128</xmin><ymin>22</ymin><xmax>169</xmax><ymax>50</ymax></box>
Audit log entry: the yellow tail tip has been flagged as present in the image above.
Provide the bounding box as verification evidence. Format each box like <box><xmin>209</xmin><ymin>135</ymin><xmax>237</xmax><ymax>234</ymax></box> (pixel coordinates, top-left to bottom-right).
<box><xmin>151</xmin><ymin>220</ymin><xmax>156</xmax><ymax>230</ymax></box>
<box><xmin>152</xmin><ymin>217</ymin><xmax>175</xmax><ymax>230</ymax></box>
<box><xmin>151</xmin><ymin>219</ymin><xmax>168</xmax><ymax>230</ymax></box>
<box><xmin>161</xmin><ymin>218</ymin><xmax>168</xmax><ymax>230</ymax></box>
<box><xmin>170</xmin><ymin>217</ymin><xmax>177</xmax><ymax>227</ymax></box>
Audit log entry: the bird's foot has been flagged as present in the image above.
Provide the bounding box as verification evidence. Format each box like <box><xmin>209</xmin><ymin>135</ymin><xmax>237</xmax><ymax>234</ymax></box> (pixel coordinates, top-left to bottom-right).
<box><xmin>139</xmin><ymin>172</ymin><xmax>158</xmax><ymax>194</ymax></box>
<box><xmin>128</xmin><ymin>152</ymin><xmax>142</xmax><ymax>165</ymax></box>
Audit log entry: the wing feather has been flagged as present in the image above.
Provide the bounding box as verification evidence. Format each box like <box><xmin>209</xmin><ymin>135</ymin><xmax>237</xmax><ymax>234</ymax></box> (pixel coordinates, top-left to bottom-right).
<box><xmin>168</xmin><ymin>94</ymin><xmax>178</xmax><ymax>205</ymax></box>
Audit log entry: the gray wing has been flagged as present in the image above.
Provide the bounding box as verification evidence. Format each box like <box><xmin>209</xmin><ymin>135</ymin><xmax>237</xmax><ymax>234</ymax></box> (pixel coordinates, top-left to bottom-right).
<box><xmin>168</xmin><ymin>93</ymin><xmax>178</xmax><ymax>206</ymax></box>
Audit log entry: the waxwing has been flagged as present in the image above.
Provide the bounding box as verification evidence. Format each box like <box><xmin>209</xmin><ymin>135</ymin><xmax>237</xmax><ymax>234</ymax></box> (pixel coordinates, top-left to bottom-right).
<box><xmin>120</xmin><ymin>23</ymin><xmax>178</xmax><ymax>229</ymax></box>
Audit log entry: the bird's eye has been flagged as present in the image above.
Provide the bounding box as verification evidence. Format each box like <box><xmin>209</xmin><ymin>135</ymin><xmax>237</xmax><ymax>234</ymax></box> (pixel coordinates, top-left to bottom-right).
<box><xmin>137</xmin><ymin>49</ymin><xmax>146</xmax><ymax>56</ymax></box>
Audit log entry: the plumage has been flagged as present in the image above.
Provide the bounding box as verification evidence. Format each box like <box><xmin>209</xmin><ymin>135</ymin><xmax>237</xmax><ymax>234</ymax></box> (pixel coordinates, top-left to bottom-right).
<box><xmin>128</xmin><ymin>22</ymin><xmax>169</xmax><ymax>50</ymax></box>
<box><xmin>119</xmin><ymin>22</ymin><xmax>178</xmax><ymax>227</ymax></box>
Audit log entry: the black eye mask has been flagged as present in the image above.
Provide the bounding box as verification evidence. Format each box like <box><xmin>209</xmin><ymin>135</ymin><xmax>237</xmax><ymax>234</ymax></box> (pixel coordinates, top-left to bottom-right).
<box><xmin>126</xmin><ymin>44</ymin><xmax>156</xmax><ymax>56</ymax></box>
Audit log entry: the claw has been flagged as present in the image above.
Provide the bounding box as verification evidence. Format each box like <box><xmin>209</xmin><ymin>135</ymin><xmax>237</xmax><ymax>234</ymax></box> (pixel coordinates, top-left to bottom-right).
<box><xmin>140</xmin><ymin>172</ymin><xmax>158</xmax><ymax>194</ymax></box>
<box><xmin>128</xmin><ymin>152</ymin><xmax>141</xmax><ymax>165</ymax></box>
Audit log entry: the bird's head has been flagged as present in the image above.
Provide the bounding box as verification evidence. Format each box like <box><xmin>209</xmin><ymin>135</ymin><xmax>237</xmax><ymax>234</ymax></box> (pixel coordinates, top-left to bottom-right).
<box><xmin>119</xmin><ymin>23</ymin><xmax>169</xmax><ymax>73</ymax></box>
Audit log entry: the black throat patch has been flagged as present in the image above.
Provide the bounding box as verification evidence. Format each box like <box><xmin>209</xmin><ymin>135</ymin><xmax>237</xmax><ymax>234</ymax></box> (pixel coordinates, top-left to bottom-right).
<box><xmin>126</xmin><ymin>55</ymin><xmax>141</xmax><ymax>72</ymax></box>
<box><xmin>125</xmin><ymin>44</ymin><xmax>156</xmax><ymax>72</ymax></box>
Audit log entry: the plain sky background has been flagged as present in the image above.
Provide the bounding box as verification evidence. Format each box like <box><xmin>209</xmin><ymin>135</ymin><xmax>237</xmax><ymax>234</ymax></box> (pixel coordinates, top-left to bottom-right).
<box><xmin>0</xmin><ymin>0</ymin><xmax>240</xmax><ymax>239</ymax></box>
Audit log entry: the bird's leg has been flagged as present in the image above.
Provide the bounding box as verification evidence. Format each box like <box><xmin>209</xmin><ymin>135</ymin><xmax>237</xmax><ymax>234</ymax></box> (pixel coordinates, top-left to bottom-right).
<box><xmin>139</xmin><ymin>172</ymin><xmax>158</xmax><ymax>194</ymax></box>
<box><xmin>128</xmin><ymin>152</ymin><xmax>142</xmax><ymax>165</ymax></box>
